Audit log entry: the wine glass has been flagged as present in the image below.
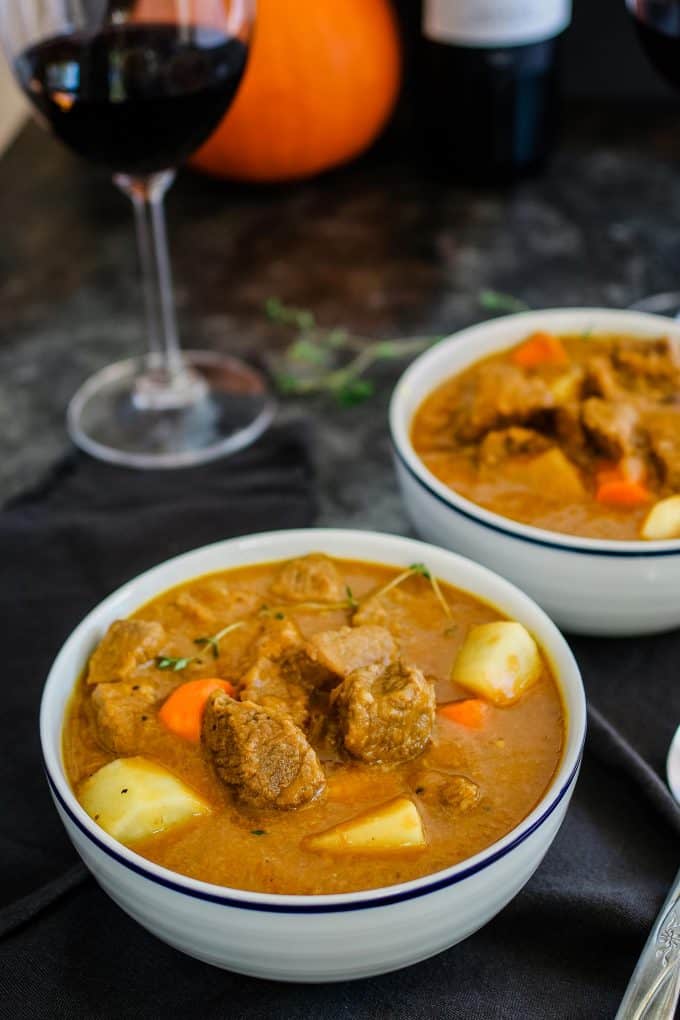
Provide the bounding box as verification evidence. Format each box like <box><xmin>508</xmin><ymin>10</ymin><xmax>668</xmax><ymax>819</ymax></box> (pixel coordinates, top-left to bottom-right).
<box><xmin>627</xmin><ymin>0</ymin><xmax>680</xmax><ymax>318</ymax></box>
<box><xmin>0</xmin><ymin>0</ymin><xmax>274</xmax><ymax>469</ymax></box>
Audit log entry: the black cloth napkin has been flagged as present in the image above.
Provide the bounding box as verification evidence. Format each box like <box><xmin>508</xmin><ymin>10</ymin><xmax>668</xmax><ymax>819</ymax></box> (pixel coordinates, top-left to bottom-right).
<box><xmin>1</xmin><ymin>432</ymin><xmax>679</xmax><ymax>1020</ymax></box>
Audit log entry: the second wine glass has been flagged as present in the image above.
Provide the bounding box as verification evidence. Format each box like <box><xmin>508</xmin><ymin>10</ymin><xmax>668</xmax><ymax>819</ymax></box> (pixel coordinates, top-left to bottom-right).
<box><xmin>1</xmin><ymin>0</ymin><xmax>274</xmax><ymax>468</ymax></box>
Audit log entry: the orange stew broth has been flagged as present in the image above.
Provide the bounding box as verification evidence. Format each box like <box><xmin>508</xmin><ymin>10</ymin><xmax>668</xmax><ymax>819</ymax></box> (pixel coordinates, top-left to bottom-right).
<box><xmin>63</xmin><ymin>558</ymin><xmax>565</xmax><ymax>895</ymax></box>
<box><xmin>411</xmin><ymin>334</ymin><xmax>679</xmax><ymax>541</ymax></box>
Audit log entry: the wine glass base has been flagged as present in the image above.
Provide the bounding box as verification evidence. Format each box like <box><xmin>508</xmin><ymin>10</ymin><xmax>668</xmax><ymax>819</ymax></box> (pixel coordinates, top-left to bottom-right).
<box><xmin>629</xmin><ymin>292</ymin><xmax>680</xmax><ymax>320</ymax></box>
<box><xmin>67</xmin><ymin>351</ymin><xmax>276</xmax><ymax>470</ymax></box>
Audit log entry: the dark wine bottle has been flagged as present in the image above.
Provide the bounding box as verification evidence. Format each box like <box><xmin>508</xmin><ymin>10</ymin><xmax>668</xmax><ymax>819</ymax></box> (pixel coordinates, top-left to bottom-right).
<box><xmin>420</xmin><ymin>0</ymin><xmax>572</xmax><ymax>184</ymax></box>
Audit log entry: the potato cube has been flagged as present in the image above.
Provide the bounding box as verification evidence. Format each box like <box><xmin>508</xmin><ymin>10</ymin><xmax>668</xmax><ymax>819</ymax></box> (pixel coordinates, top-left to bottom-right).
<box><xmin>549</xmin><ymin>366</ymin><xmax>584</xmax><ymax>404</ymax></box>
<box><xmin>79</xmin><ymin>756</ymin><xmax>210</xmax><ymax>845</ymax></box>
<box><xmin>452</xmin><ymin>622</ymin><xmax>542</xmax><ymax>706</ymax></box>
<box><xmin>640</xmin><ymin>495</ymin><xmax>680</xmax><ymax>541</ymax></box>
<box><xmin>522</xmin><ymin>449</ymin><xmax>586</xmax><ymax>501</ymax></box>
<box><xmin>306</xmin><ymin>797</ymin><xmax>426</xmax><ymax>853</ymax></box>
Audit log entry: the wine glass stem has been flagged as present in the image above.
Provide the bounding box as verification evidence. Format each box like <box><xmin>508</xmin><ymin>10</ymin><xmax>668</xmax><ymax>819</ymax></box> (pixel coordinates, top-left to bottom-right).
<box><xmin>114</xmin><ymin>170</ymin><xmax>206</xmax><ymax>410</ymax></box>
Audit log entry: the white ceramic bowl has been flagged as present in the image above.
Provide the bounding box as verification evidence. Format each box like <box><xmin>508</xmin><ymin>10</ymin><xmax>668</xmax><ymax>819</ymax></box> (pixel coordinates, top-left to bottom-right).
<box><xmin>390</xmin><ymin>308</ymin><xmax>680</xmax><ymax>637</ymax></box>
<box><xmin>41</xmin><ymin>529</ymin><xmax>585</xmax><ymax>983</ymax></box>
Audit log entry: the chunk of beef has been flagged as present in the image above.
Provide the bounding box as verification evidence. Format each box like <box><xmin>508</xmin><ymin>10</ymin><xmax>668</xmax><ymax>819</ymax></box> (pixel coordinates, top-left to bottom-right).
<box><xmin>415</xmin><ymin>771</ymin><xmax>480</xmax><ymax>812</ymax></box>
<box><xmin>87</xmin><ymin>620</ymin><xmax>166</xmax><ymax>686</ymax></box>
<box><xmin>202</xmin><ymin>692</ymin><xmax>326</xmax><ymax>809</ymax></box>
<box><xmin>240</xmin><ymin>654</ymin><xmax>312</xmax><ymax>729</ymax></box>
<box><xmin>478</xmin><ymin>427</ymin><xmax>552</xmax><ymax>467</ymax></box>
<box><xmin>613</xmin><ymin>338</ymin><xmax>680</xmax><ymax>395</ymax></box>
<box><xmin>270</xmin><ymin>554</ymin><xmax>344</xmax><ymax>604</ymax></box>
<box><xmin>175</xmin><ymin>581</ymin><xmax>260</xmax><ymax>627</ymax></box>
<box><xmin>554</xmin><ymin>403</ymin><xmax>590</xmax><ymax>463</ymax></box>
<box><xmin>645</xmin><ymin>411</ymin><xmax>680</xmax><ymax>489</ymax></box>
<box><xmin>456</xmin><ymin>363</ymin><xmax>555</xmax><ymax>442</ymax></box>
<box><xmin>240</xmin><ymin>643</ymin><xmax>331</xmax><ymax>729</ymax></box>
<box><xmin>90</xmin><ymin>676</ymin><xmax>175</xmax><ymax>754</ymax></box>
<box><xmin>309</xmin><ymin>625</ymin><xmax>397</xmax><ymax>678</ymax></box>
<box><xmin>581</xmin><ymin>398</ymin><xmax>639</xmax><ymax>459</ymax></box>
<box><xmin>584</xmin><ymin>355</ymin><xmax>625</xmax><ymax>401</ymax></box>
<box><xmin>254</xmin><ymin>616</ymin><xmax>305</xmax><ymax>660</ymax></box>
<box><xmin>332</xmin><ymin>661</ymin><xmax>435</xmax><ymax>765</ymax></box>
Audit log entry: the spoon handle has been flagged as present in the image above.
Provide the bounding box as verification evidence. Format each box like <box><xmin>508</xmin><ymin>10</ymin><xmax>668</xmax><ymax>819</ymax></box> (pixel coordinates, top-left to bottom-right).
<box><xmin>615</xmin><ymin>867</ymin><xmax>680</xmax><ymax>1020</ymax></box>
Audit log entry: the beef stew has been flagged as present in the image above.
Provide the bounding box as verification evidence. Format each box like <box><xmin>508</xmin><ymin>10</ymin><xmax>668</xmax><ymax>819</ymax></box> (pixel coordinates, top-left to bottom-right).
<box><xmin>63</xmin><ymin>554</ymin><xmax>564</xmax><ymax>895</ymax></box>
<box><xmin>411</xmin><ymin>332</ymin><xmax>680</xmax><ymax>541</ymax></box>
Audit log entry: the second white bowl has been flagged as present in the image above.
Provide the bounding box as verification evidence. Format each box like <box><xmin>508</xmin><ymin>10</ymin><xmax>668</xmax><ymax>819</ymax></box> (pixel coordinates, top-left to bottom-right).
<box><xmin>390</xmin><ymin>308</ymin><xmax>680</xmax><ymax>636</ymax></box>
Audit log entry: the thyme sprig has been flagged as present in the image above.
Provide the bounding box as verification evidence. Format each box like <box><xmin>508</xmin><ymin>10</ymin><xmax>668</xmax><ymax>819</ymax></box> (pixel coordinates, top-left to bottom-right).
<box><xmin>264</xmin><ymin>292</ymin><xmax>530</xmax><ymax>406</ymax></box>
<box><xmin>265</xmin><ymin>298</ymin><xmax>441</xmax><ymax>407</ymax></box>
<box><xmin>156</xmin><ymin>620</ymin><xmax>247</xmax><ymax>672</ymax></box>
<box><xmin>155</xmin><ymin>565</ymin><xmax>452</xmax><ymax>674</ymax></box>
<box><xmin>367</xmin><ymin>563</ymin><xmax>454</xmax><ymax>621</ymax></box>
<box><xmin>154</xmin><ymin>595</ymin><xmax>356</xmax><ymax>674</ymax></box>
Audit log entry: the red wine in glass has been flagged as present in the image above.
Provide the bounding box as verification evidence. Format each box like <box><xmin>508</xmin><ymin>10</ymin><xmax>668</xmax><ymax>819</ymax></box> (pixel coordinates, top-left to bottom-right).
<box><xmin>15</xmin><ymin>23</ymin><xmax>248</xmax><ymax>174</ymax></box>
<box><xmin>0</xmin><ymin>0</ymin><xmax>270</xmax><ymax>470</ymax></box>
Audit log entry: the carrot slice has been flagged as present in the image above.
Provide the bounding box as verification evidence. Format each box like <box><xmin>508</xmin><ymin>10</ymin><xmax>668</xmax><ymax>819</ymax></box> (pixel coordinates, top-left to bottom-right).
<box><xmin>511</xmin><ymin>332</ymin><xmax>569</xmax><ymax>368</ymax></box>
<box><xmin>595</xmin><ymin>480</ymin><xmax>652</xmax><ymax>507</ymax></box>
<box><xmin>596</xmin><ymin>457</ymin><xmax>647</xmax><ymax>488</ymax></box>
<box><xmin>159</xmin><ymin>678</ymin><xmax>235</xmax><ymax>742</ymax></box>
<box><xmin>438</xmin><ymin>699</ymin><xmax>489</xmax><ymax>729</ymax></box>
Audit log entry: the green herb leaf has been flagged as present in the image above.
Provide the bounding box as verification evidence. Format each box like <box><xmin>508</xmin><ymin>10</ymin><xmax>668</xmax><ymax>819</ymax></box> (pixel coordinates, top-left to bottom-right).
<box><xmin>374</xmin><ymin>341</ymin><xmax>400</xmax><ymax>359</ymax></box>
<box><xmin>251</xmin><ymin>829</ymin><xmax>267</xmax><ymax>836</ymax></box>
<box><xmin>326</xmin><ymin>328</ymin><xmax>350</xmax><ymax>348</ymax></box>
<box><xmin>274</xmin><ymin>373</ymin><xmax>304</xmax><ymax>395</ymax></box>
<box><xmin>479</xmin><ymin>289</ymin><xmax>530</xmax><ymax>315</ymax></box>
<box><xmin>409</xmin><ymin>563</ymin><xmax>431</xmax><ymax>579</ymax></box>
<box><xmin>274</xmin><ymin>611</ymin><xmax>285</xmax><ymax>620</ymax></box>
<box><xmin>265</xmin><ymin>297</ymin><xmax>315</xmax><ymax>330</ymax></box>
<box><xmin>335</xmin><ymin>379</ymin><xmax>375</xmax><ymax>407</ymax></box>
<box><xmin>156</xmin><ymin>656</ymin><xmax>194</xmax><ymax>672</ymax></box>
<box><xmin>194</xmin><ymin>636</ymin><xmax>220</xmax><ymax>659</ymax></box>
<box><xmin>290</xmin><ymin>339</ymin><xmax>329</xmax><ymax>365</ymax></box>
<box><xmin>345</xmin><ymin>585</ymin><xmax>359</xmax><ymax>610</ymax></box>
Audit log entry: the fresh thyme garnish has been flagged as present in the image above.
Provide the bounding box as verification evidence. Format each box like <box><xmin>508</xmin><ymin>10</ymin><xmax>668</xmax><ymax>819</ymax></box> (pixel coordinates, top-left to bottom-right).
<box><xmin>478</xmin><ymin>289</ymin><xmax>530</xmax><ymax>315</ymax></box>
<box><xmin>156</xmin><ymin>621</ymin><xmax>247</xmax><ymax>671</ymax></box>
<box><xmin>155</xmin><ymin>656</ymin><xmax>194</xmax><ymax>672</ymax></box>
<box><xmin>366</xmin><ymin>563</ymin><xmax>453</xmax><ymax>620</ymax></box>
<box><xmin>265</xmin><ymin>297</ymin><xmax>441</xmax><ymax>406</ymax></box>
<box><xmin>428</xmin><ymin>573</ymin><xmax>455</xmax><ymax>622</ymax></box>
<box><xmin>157</xmin><ymin>564</ymin><xmax>453</xmax><ymax>675</ymax></box>
<box><xmin>251</xmin><ymin>829</ymin><xmax>267</xmax><ymax>836</ymax></box>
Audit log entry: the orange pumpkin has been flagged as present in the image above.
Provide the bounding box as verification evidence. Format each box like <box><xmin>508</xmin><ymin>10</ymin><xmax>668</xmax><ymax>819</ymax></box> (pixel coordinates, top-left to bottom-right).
<box><xmin>190</xmin><ymin>0</ymin><xmax>402</xmax><ymax>183</ymax></box>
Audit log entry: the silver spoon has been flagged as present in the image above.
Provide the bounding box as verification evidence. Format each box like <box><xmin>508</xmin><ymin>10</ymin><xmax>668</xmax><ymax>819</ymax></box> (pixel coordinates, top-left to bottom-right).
<box><xmin>615</xmin><ymin>726</ymin><xmax>680</xmax><ymax>1019</ymax></box>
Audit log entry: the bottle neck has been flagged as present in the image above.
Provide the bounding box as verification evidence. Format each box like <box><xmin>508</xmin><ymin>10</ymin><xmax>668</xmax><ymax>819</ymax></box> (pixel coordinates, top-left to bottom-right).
<box><xmin>422</xmin><ymin>0</ymin><xmax>572</xmax><ymax>49</ymax></box>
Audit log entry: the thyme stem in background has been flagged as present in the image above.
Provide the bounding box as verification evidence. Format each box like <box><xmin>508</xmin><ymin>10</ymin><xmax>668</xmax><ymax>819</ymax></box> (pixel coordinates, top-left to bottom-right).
<box><xmin>265</xmin><ymin>292</ymin><xmax>530</xmax><ymax>407</ymax></box>
<box><xmin>478</xmin><ymin>290</ymin><xmax>530</xmax><ymax>315</ymax></box>
<box><xmin>265</xmin><ymin>298</ymin><xmax>441</xmax><ymax>406</ymax></box>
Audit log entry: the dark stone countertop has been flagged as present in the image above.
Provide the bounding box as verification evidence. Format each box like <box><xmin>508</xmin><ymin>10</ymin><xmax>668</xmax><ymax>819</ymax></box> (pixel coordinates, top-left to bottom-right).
<box><xmin>2</xmin><ymin>106</ymin><xmax>680</xmax><ymax>520</ymax></box>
